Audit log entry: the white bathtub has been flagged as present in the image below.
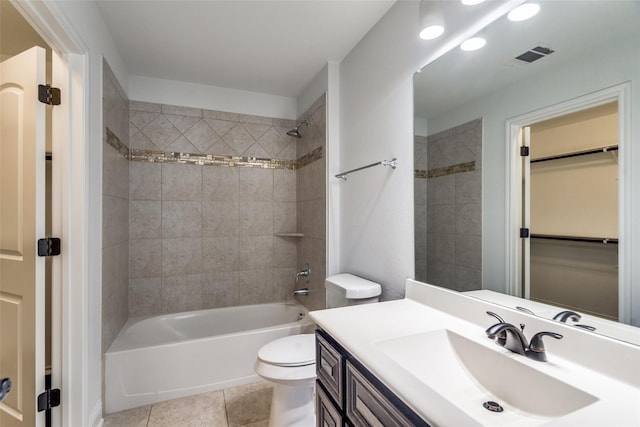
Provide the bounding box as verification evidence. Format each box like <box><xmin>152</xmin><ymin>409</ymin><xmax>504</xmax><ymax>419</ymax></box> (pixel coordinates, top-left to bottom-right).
<box><xmin>104</xmin><ymin>301</ymin><xmax>315</xmax><ymax>413</ymax></box>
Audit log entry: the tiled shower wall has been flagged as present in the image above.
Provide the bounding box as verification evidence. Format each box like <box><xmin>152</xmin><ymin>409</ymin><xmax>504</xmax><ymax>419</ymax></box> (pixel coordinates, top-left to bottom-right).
<box><xmin>415</xmin><ymin>118</ymin><xmax>482</xmax><ymax>291</ymax></box>
<box><xmin>128</xmin><ymin>102</ymin><xmax>303</xmax><ymax>316</ymax></box>
<box><xmin>294</xmin><ymin>96</ymin><xmax>327</xmax><ymax>311</ymax></box>
<box><xmin>102</xmin><ymin>60</ymin><xmax>130</xmax><ymax>351</ymax></box>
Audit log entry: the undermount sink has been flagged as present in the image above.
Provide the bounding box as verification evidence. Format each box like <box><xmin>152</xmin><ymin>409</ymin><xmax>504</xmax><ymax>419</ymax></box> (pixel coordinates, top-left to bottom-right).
<box><xmin>375</xmin><ymin>329</ymin><xmax>598</xmax><ymax>425</ymax></box>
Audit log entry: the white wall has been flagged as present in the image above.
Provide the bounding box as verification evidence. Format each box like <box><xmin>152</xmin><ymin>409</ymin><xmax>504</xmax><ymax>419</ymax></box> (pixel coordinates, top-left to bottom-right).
<box><xmin>336</xmin><ymin>0</ymin><xmax>519</xmax><ymax>300</ymax></box>
<box><xmin>50</xmin><ymin>0</ymin><xmax>128</xmax><ymax>423</ymax></box>
<box><xmin>129</xmin><ymin>75</ymin><xmax>297</xmax><ymax>119</ymax></box>
<box><xmin>426</xmin><ymin>35</ymin><xmax>640</xmax><ymax>325</ymax></box>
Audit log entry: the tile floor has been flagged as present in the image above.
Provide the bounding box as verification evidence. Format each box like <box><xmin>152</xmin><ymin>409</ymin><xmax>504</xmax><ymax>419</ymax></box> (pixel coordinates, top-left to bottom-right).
<box><xmin>103</xmin><ymin>380</ymin><xmax>273</xmax><ymax>427</ymax></box>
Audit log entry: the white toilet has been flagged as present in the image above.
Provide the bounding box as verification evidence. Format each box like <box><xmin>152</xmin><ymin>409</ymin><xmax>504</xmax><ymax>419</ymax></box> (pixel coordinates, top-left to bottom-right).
<box><xmin>254</xmin><ymin>273</ymin><xmax>381</xmax><ymax>427</ymax></box>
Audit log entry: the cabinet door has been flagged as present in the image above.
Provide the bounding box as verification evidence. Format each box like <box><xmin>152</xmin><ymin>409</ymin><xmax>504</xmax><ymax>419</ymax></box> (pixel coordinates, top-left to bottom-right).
<box><xmin>316</xmin><ymin>332</ymin><xmax>344</xmax><ymax>409</ymax></box>
<box><xmin>346</xmin><ymin>361</ymin><xmax>419</xmax><ymax>427</ymax></box>
<box><xmin>317</xmin><ymin>383</ymin><xmax>344</xmax><ymax>427</ymax></box>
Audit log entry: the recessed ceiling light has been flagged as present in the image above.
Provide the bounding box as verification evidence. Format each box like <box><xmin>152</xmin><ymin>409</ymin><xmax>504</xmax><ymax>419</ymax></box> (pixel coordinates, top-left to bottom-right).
<box><xmin>419</xmin><ymin>25</ymin><xmax>445</xmax><ymax>40</ymax></box>
<box><xmin>462</xmin><ymin>0</ymin><xmax>485</xmax><ymax>5</ymax></box>
<box><xmin>508</xmin><ymin>3</ymin><xmax>540</xmax><ymax>21</ymax></box>
<box><xmin>460</xmin><ymin>37</ymin><xmax>486</xmax><ymax>51</ymax></box>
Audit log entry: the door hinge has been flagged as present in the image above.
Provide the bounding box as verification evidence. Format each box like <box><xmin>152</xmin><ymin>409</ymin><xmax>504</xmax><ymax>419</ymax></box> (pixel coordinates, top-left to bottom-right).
<box><xmin>520</xmin><ymin>228</ymin><xmax>530</xmax><ymax>238</ymax></box>
<box><xmin>520</xmin><ymin>146</ymin><xmax>530</xmax><ymax>157</ymax></box>
<box><xmin>38</xmin><ymin>84</ymin><xmax>61</xmax><ymax>106</ymax></box>
<box><xmin>37</xmin><ymin>238</ymin><xmax>61</xmax><ymax>256</ymax></box>
<box><xmin>37</xmin><ymin>388</ymin><xmax>61</xmax><ymax>412</ymax></box>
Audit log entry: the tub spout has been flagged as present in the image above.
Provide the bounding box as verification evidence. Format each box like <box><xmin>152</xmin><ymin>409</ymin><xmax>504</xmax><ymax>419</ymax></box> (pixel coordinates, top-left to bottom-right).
<box><xmin>293</xmin><ymin>288</ymin><xmax>309</xmax><ymax>297</ymax></box>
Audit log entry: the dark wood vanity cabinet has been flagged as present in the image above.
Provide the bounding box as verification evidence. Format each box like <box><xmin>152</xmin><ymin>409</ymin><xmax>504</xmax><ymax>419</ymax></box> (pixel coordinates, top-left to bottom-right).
<box><xmin>315</xmin><ymin>329</ymin><xmax>430</xmax><ymax>427</ymax></box>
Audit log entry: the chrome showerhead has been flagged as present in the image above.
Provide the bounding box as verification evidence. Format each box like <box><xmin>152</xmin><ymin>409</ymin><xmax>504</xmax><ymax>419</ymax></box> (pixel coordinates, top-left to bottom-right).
<box><xmin>286</xmin><ymin>119</ymin><xmax>309</xmax><ymax>138</ymax></box>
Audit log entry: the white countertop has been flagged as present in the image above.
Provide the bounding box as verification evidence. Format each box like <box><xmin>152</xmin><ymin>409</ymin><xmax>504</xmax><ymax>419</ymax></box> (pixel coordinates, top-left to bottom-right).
<box><xmin>309</xmin><ymin>280</ymin><xmax>640</xmax><ymax>427</ymax></box>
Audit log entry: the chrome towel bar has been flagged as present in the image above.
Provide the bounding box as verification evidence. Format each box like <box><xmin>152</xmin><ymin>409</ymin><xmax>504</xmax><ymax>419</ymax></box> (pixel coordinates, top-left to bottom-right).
<box><xmin>335</xmin><ymin>158</ymin><xmax>397</xmax><ymax>181</ymax></box>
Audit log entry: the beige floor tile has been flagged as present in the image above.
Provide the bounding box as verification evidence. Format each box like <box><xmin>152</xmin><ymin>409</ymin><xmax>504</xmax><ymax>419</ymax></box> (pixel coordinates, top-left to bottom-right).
<box><xmin>103</xmin><ymin>405</ymin><xmax>151</xmax><ymax>427</ymax></box>
<box><xmin>148</xmin><ymin>391</ymin><xmax>228</xmax><ymax>427</ymax></box>
<box><xmin>238</xmin><ymin>420</ymin><xmax>269</xmax><ymax>427</ymax></box>
<box><xmin>224</xmin><ymin>381</ymin><xmax>273</xmax><ymax>427</ymax></box>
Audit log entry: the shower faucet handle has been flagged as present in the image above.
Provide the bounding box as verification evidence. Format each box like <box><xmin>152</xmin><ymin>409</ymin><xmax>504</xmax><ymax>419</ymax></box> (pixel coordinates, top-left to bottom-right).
<box><xmin>296</xmin><ymin>263</ymin><xmax>311</xmax><ymax>284</ymax></box>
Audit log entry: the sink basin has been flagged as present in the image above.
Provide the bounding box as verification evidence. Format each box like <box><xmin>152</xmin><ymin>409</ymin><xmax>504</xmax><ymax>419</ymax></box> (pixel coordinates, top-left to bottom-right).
<box><xmin>376</xmin><ymin>329</ymin><xmax>598</xmax><ymax>425</ymax></box>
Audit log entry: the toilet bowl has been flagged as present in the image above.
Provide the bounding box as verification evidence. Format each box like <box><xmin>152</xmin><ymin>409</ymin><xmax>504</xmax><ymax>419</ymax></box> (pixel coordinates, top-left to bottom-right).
<box><xmin>254</xmin><ymin>334</ymin><xmax>316</xmax><ymax>427</ymax></box>
<box><xmin>255</xmin><ymin>273</ymin><xmax>382</xmax><ymax>426</ymax></box>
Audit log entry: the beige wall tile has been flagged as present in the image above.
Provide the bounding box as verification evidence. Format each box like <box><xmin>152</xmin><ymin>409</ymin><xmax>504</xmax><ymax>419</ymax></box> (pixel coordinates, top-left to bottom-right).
<box><xmin>203</xmin><ymin>109</ymin><xmax>238</xmax><ymax>122</ymax></box>
<box><xmin>161</xmin><ymin>104</ymin><xmax>202</xmax><ymax>117</ymax></box>
<box><xmin>162</xmin><ymin>200</ymin><xmax>202</xmax><ymax>238</ymax></box>
<box><xmin>273</xmin><ymin>169</ymin><xmax>296</xmax><ymax>202</ymax></box>
<box><xmin>238</xmin><ymin>236</ymin><xmax>273</xmax><ymax>270</ymax></box>
<box><xmin>184</xmin><ymin>119</ymin><xmax>219</xmax><ymax>153</ymax></box>
<box><xmin>142</xmin><ymin>115</ymin><xmax>181</xmax><ymax>150</ymax></box>
<box><xmin>130</xmin><ymin>239</ymin><xmax>162</xmax><ymax>279</ymax></box>
<box><xmin>202</xmin><ymin>166</ymin><xmax>239</xmax><ymax>201</ymax></box>
<box><xmin>202</xmin><ymin>237</ymin><xmax>239</xmax><ymax>272</ymax></box>
<box><xmin>162</xmin><ymin>237</ymin><xmax>202</xmax><ymax>277</ymax></box>
<box><xmin>162</xmin><ymin>163</ymin><xmax>202</xmax><ymax>201</ymax></box>
<box><xmin>129</xmin><ymin>277</ymin><xmax>162</xmax><ymax>317</ymax></box>
<box><xmin>239</xmin><ymin>201</ymin><xmax>273</xmax><ymax>236</ymax></box>
<box><xmin>130</xmin><ymin>200</ymin><xmax>162</xmax><ymax>239</ymax></box>
<box><xmin>130</xmin><ymin>162</ymin><xmax>162</xmax><ymax>200</ymax></box>
<box><xmin>202</xmin><ymin>271</ymin><xmax>240</xmax><ymax>309</ymax></box>
<box><xmin>239</xmin><ymin>168</ymin><xmax>273</xmax><ymax>201</ymax></box>
<box><xmin>202</xmin><ymin>200</ymin><xmax>239</xmax><ymax>237</ymax></box>
<box><xmin>103</xmin><ymin>143</ymin><xmax>129</xmax><ymax>199</ymax></box>
<box><xmin>223</xmin><ymin>125</ymin><xmax>255</xmax><ymax>155</ymax></box>
<box><xmin>162</xmin><ymin>274</ymin><xmax>204</xmax><ymax>313</ymax></box>
<box><xmin>273</xmin><ymin>202</ymin><xmax>296</xmax><ymax>234</ymax></box>
<box><xmin>103</xmin><ymin>195</ymin><xmax>129</xmax><ymax>248</ymax></box>
<box><xmin>238</xmin><ymin>269</ymin><xmax>275</xmax><ymax>305</ymax></box>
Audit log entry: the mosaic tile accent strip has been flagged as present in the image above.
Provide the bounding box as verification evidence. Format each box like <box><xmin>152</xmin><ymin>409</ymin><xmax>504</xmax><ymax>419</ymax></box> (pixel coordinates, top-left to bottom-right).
<box><xmin>129</xmin><ymin>149</ymin><xmax>297</xmax><ymax>170</ymax></box>
<box><xmin>415</xmin><ymin>161</ymin><xmax>476</xmax><ymax>179</ymax></box>
<box><xmin>105</xmin><ymin>127</ymin><xmax>130</xmax><ymax>159</ymax></box>
<box><xmin>296</xmin><ymin>146</ymin><xmax>323</xmax><ymax>169</ymax></box>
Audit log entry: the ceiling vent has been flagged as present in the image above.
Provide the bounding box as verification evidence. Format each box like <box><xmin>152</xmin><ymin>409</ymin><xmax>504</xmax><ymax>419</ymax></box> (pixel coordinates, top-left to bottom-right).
<box><xmin>515</xmin><ymin>46</ymin><xmax>555</xmax><ymax>63</ymax></box>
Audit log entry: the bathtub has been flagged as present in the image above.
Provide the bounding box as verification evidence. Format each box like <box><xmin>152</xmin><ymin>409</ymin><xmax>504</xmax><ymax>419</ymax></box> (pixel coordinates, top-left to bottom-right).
<box><xmin>104</xmin><ymin>301</ymin><xmax>315</xmax><ymax>413</ymax></box>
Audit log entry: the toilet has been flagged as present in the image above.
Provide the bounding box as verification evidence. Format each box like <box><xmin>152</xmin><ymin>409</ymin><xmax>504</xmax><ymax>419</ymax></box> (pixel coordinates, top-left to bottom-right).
<box><xmin>254</xmin><ymin>273</ymin><xmax>381</xmax><ymax>427</ymax></box>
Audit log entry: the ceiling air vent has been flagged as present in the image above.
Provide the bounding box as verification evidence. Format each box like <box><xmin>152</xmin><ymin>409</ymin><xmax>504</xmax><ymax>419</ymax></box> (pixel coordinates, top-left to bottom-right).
<box><xmin>515</xmin><ymin>46</ymin><xmax>554</xmax><ymax>63</ymax></box>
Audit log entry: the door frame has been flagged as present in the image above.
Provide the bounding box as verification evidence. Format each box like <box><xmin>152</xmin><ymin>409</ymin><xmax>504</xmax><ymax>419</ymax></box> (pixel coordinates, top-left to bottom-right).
<box><xmin>10</xmin><ymin>1</ymin><xmax>90</xmax><ymax>426</ymax></box>
<box><xmin>505</xmin><ymin>83</ymin><xmax>631</xmax><ymax>323</ymax></box>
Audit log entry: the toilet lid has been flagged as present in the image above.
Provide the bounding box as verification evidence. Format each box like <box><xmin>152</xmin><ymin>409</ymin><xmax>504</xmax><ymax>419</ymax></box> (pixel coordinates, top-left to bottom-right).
<box><xmin>258</xmin><ymin>334</ymin><xmax>316</xmax><ymax>367</ymax></box>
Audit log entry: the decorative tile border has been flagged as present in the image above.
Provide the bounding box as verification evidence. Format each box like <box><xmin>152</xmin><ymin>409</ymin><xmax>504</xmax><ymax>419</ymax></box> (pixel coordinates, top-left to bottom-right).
<box><xmin>106</xmin><ymin>126</ymin><xmax>322</xmax><ymax>170</ymax></box>
<box><xmin>129</xmin><ymin>149</ymin><xmax>297</xmax><ymax>170</ymax></box>
<box><xmin>415</xmin><ymin>161</ymin><xmax>475</xmax><ymax>179</ymax></box>
<box><xmin>296</xmin><ymin>146</ymin><xmax>323</xmax><ymax>169</ymax></box>
<box><xmin>105</xmin><ymin>127</ymin><xmax>130</xmax><ymax>159</ymax></box>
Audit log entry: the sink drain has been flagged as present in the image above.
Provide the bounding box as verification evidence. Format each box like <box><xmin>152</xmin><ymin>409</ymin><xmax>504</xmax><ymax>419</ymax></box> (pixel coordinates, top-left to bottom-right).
<box><xmin>483</xmin><ymin>401</ymin><xmax>504</xmax><ymax>413</ymax></box>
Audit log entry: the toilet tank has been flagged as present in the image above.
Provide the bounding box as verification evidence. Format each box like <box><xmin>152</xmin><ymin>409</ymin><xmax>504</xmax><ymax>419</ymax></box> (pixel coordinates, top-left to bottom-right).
<box><xmin>325</xmin><ymin>274</ymin><xmax>381</xmax><ymax>309</ymax></box>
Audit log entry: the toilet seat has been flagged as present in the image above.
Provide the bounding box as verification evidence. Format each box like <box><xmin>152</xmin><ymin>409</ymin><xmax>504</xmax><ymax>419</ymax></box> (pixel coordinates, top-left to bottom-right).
<box><xmin>258</xmin><ymin>334</ymin><xmax>315</xmax><ymax>367</ymax></box>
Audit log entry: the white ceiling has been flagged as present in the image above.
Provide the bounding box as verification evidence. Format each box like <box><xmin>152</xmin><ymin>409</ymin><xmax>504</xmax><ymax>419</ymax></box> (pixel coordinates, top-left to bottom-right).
<box><xmin>414</xmin><ymin>0</ymin><xmax>640</xmax><ymax>120</ymax></box>
<box><xmin>95</xmin><ymin>0</ymin><xmax>396</xmax><ymax>98</ymax></box>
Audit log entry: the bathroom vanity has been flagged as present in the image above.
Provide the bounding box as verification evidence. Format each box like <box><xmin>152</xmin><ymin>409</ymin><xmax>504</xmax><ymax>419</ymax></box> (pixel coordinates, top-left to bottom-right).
<box><xmin>315</xmin><ymin>329</ymin><xmax>429</xmax><ymax>426</ymax></box>
<box><xmin>309</xmin><ymin>280</ymin><xmax>640</xmax><ymax>426</ymax></box>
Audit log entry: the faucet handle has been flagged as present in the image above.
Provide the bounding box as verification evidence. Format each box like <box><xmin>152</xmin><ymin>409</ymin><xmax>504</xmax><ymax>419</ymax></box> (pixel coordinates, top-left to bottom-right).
<box><xmin>553</xmin><ymin>310</ymin><xmax>581</xmax><ymax>323</ymax></box>
<box><xmin>486</xmin><ymin>311</ymin><xmax>504</xmax><ymax>323</ymax></box>
<box><xmin>526</xmin><ymin>332</ymin><xmax>563</xmax><ymax>362</ymax></box>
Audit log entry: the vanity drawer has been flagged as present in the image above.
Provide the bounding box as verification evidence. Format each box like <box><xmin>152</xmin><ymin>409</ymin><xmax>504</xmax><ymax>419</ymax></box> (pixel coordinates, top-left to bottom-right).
<box><xmin>316</xmin><ymin>331</ymin><xmax>345</xmax><ymax>409</ymax></box>
<box><xmin>346</xmin><ymin>360</ymin><xmax>428</xmax><ymax>427</ymax></box>
<box><xmin>317</xmin><ymin>382</ymin><xmax>345</xmax><ymax>427</ymax></box>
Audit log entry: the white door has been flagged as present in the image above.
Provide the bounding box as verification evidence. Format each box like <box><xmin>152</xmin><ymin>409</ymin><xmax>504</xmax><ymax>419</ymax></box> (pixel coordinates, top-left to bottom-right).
<box><xmin>0</xmin><ymin>46</ymin><xmax>47</xmax><ymax>427</ymax></box>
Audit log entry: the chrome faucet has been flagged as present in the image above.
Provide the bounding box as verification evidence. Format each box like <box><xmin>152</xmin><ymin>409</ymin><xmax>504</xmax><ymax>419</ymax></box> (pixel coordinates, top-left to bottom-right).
<box><xmin>296</xmin><ymin>263</ymin><xmax>310</xmax><ymax>284</ymax></box>
<box><xmin>485</xmin><ymin>312</ymin><xmax>563</xmax><ymax>362</ymax></box>
<box><xmin>293</xmin><ymin>288</ymin><xmax>309</xmax><ymax>297</ymax></box>
<box><xmin>553</xmin><ymin>310</ymin><xmax>581</xmax><ymax>323</ymax></box>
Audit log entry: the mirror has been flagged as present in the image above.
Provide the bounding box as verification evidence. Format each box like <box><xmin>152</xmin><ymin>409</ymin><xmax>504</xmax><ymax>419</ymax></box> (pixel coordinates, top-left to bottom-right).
<box><xmin>413</xmin><ymin>0</ymin><xmax>640</xmax><ymax>345</ymax></box>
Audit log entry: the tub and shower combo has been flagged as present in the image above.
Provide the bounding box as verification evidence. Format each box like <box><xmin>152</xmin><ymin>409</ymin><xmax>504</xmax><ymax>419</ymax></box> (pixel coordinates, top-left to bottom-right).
<box><xmin>104</xmin><ymin>301</ymin><xmax>314</xmax><ymax>413</ymax></box>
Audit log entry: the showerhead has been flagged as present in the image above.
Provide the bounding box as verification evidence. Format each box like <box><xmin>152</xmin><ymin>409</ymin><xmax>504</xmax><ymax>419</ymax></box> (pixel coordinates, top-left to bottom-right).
<box><xmin>286</xmin><ymin>119</ymin><xmax>309</xmax><ymax>138</ymax></box>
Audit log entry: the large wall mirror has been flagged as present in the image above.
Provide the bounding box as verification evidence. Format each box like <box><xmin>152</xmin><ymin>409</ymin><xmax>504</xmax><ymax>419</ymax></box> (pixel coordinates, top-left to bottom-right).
<box><xmin>413</xmin><ymin>0</ymin><xmax>640</xmax><ymax>345</ymax></box>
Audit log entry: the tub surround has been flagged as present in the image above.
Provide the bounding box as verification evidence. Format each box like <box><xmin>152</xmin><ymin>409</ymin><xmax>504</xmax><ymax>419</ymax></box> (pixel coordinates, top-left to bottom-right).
<box><xmin>102</xmin><ymin>60</ymin><xmax>131</xmax><ymax>351</ymax></box>
<box><xmin>309</xmin><ymin>280</ymin><xmax>640</xmax><ymax>426</ymax></box>
<box><xmin>105</xmin><ymin>301</ymin><xmax>313</xmax><ymax>413</ymax></box>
